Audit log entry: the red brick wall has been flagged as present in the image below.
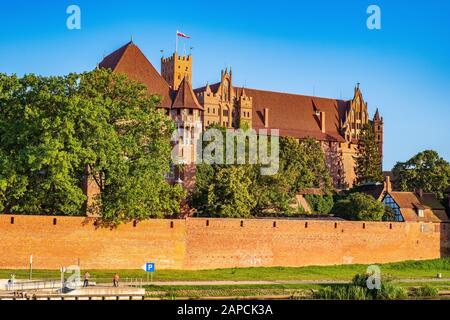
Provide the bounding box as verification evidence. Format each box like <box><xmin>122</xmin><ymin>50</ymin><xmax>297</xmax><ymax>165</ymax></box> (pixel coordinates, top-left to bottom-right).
<box><xmin>0</xmin><ymin>216</ymin><xmax>186</xmax><ymax>270</ymax></box>
<box><xmin>0</xmin><ymin>215</ymin><xmax>449</xmax><ymax>270</ymax></box>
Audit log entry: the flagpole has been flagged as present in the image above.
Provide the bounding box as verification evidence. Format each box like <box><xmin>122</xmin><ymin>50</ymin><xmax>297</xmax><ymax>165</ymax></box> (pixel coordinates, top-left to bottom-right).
<box><xmin>175</xmin><ymin>30</ymin><xmax>178</xmax><ymax>54</ymax></box>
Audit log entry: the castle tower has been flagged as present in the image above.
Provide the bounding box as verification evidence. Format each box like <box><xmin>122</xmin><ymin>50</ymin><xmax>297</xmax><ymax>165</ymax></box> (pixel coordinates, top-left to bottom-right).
<box><xmin>372</xmin><ymin>108</ymin><xmax>384</xmax><ymax>164</ymax></box>
<box><xmin>238</xmin><ymin>87</ymin><xmax>253</xmax><ymax>129</ymax></box>
<box><xmin>161</xmin><ymin>53</ymin><xmax>192</xmax><ymax>90</ymax></box>
<box><xmin>171</xmin><ymin>77</ymin><xmax>203</xmax><ymax>191</ymax></box>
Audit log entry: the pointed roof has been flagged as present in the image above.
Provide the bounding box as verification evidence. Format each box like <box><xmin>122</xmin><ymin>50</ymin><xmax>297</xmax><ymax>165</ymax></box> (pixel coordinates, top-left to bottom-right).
<box><xmin>98</xmin><ymin>42</ymin><xmax>172</xmax><ymax>108</ymax></box>
<box><xmin>374</xmin><ymin>108</ymin><xmax>381</xmax><ymax>121</ymax></box>
<box><xmin>172</xmin><ymin>78</ymin><xmax>203</xmax><ymax>110</ymax></box>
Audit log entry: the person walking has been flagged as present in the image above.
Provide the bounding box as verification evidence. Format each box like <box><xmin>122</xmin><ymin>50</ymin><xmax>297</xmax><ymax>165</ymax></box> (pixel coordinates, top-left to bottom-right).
<box><xmin>83</xmin><ymin>272</ymin><xmax>90</xmax><ymax>288</ymax></box>
<box><xmin>113</xmin><ymin>274</ymin><xmax>120</xmax><ymax>287</ymax></box>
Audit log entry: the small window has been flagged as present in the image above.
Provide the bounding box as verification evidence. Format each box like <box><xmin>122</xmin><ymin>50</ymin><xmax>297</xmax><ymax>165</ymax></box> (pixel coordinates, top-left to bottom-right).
<box><xmin>240</xmin><ymin>221</ymin><xmax>244</xmax><ymax>227</ymax></box>
<box><xmin>305</xmin><ymin>222</ymin><xmax>308</xmax><ymax>228</ymax></box>
<box><xmin>53</xmin><ymin>218</ymin><xmax>57</xmax><ymax>225</ymax></box>
<box><xmin>334</xmin><ymin>223</ymin><xmax>338</xmax><ymax>229</ymax></box>
<box><xmin>418</xmin><ymin>209</ymin><xmax>424</xmax><ymax>218</ymax></box>
<box><xmin>170</xmin><ymin>221</ymin><xmax>174</xmax><ymax>229</ymax></box>
<box><xmin>273</xmin><ymin>221</ymin><xmax>277</xmax><ymax>228</ymax></box>
<box><xmin>133</xmin><ymin>220</ymin><xmax>137</xmax><ymax>227</ymax></box>
<box><xmin>206</xmin><ymin>220</ymin><xmax>209</xmax><ymax>227</ymax></box>
<box><xmin>10</xmin><ymin>217</ymin><xmax>14</xmax><ymax>225</ymax></box>
<box><xmin>363</xmin><ymin>223</ymin><xmax>366</xmax><ymax>229</ymax></box>
<box><xmin>390</xmin><ymin>223</ymin><xmax>393</xmax><ymax>230</ymax></box>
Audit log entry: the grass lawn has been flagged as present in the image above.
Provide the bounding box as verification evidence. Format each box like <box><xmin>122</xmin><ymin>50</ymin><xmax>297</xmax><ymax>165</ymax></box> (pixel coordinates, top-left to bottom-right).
<box><xmin>1</xmin><ymin>258</ymin><xmax>449</xmax><ymax>283</ymax></box>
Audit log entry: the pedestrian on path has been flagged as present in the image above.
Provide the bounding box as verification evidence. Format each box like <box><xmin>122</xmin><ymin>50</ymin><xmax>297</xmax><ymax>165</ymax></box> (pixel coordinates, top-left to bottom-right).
<box><xmin>113</xmin><ymin>274</ymin><xmax>120</xmax><ymax>287</ymax></box>
<box><xmin>83</xmin><ymin>272</ymin><xmax>90</xmax><ymax>288</ymax></box>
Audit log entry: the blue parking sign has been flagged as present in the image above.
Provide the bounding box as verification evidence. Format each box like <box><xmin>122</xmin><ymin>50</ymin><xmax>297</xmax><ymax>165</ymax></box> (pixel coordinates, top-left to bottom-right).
<box><xmin>145</xmin><ymin>263</ymin><xmax>155</xmax><ymax>273</ymax></box>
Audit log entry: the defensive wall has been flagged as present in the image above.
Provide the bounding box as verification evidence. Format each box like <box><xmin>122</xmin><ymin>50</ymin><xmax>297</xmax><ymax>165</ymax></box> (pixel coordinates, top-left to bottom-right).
<box><xmin>0</xmin><ymin>215</ymin><xmax>449</xmax><ymax>270</ymax></box>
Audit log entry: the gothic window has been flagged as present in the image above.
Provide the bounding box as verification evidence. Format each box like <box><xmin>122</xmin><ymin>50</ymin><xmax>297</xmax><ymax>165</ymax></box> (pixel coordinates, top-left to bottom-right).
<box><xmin>223</xmin><ymin>109</ymin><xmax>229</xmax><ymax>117</ymax></box>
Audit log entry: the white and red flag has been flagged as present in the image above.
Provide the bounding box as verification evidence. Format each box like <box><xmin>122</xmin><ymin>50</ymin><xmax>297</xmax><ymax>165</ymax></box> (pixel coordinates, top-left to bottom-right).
<box><xmin>176</xmin><ymin>30</ymin><xmax>190</xmax><ymax>38</ymax></box>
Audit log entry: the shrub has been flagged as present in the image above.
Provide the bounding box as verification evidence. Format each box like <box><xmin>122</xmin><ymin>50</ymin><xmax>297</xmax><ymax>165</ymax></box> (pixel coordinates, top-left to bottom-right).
<box><xmin>331</xmin><ymin>192</ymin><xmax>385</xmax><ymax>221</ymax></box>
<box><xmin>410</xmin><ymin>285</ymin><xmax>439</xmax><ymax>298</ymax></box>
<box><xmin>304</xmin><ymin>195</ymin><xmax>334</xmax><ymax>215</ymax></box>
<box><xmin>314</xmin><ymin>285</ymin><xmax>368</xmax><ymax>300</ymax></box>
<box><xmin>315</xmin><ymin>273</ymin><xmax>407</xmax><ymax>300</ymax></box>
<box><xmin>383</xmin><ymin>205</ymin><xmax>396</xmax><ymax>221</ymax></box>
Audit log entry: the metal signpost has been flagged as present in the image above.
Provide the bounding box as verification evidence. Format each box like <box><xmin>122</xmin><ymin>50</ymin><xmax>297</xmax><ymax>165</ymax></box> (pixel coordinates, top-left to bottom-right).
<box><xmin>29</xmin><ymin>255</ymin><xmax>33</xmax><ymax>280</ymax></box>
<box><xmin>141</xmin><ymin>262</ymin><xmax>155</xmax><ymax>283</ymax></box>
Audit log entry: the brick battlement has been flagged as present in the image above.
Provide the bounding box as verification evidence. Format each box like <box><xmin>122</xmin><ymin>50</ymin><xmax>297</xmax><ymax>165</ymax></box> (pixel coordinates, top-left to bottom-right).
<box><xmin>0</xmin><ymin>215</ymin><xmax>449</xmax><ymax>270</ymax></box>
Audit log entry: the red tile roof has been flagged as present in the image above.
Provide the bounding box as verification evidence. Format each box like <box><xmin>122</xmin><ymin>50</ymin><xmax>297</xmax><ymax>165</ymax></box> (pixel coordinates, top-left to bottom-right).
<box><xmin>173</xmin><ymin>78</ymin><xmax>203</xmax><ymax>110</ymax></box>
<box><xmin>99</xmin><ymin>42</ymin><xmax>172</xmax><ymax>108</ymax></box>
<box><xmin>240</xmin><ymin>88</ymin><xmax>349</xmax><ymax>141</ymax></box>
<box><xmin>389</xmin><ymin>191</ymin><xmax>449</xmax><ymax>222</ymax></box>
<box><xmin>195</xmin><ymin>83</ymin><xmax>349</xmax><ymax>141</ymax></box>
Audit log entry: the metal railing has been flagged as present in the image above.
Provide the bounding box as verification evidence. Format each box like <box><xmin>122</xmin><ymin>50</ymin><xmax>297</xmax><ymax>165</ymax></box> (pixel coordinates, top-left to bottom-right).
<box><xmin>3</xmin><ymin>279</ymin><xmax>62</xmax><ymax>292</ymax></box>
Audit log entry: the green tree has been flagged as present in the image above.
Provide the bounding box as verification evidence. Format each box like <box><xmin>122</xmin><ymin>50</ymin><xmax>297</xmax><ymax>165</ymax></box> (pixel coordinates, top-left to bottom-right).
<box><xmin>190</xmin><ymin>133</ymin><xmax>333</xmax><ymax>217</ymax></box>
<box><xmin>304</xmin><ymin>195</ymin><xmax>334</xmax><ymax>215</ymax></box>
<box><xmin>0</xmin><ymin>70</ymin><xmax>185</xmax><ymax>222</ymax></box>
<box><xmin>0</xmin><ymin>73</ymin><xmax>87</xmax><ymax>215</ymax></box>
<box><xmin>354</xmin><ymin>124</ymin><xmax>383</xmax><ymax>185</ymax></box>
<box><xmin>205</xmin><ymin>166</ymin><xmax>256</xmax><ymax>218</ymax></box>
<box><xmin>332</xmin><ymin>192</ymin><xmax>385</xmax><ymax>221</ymax></box>
<box><xmin>392</xmin><ymin>150</ymin><xmax>450</xmax><ymax>199</ymax></box>
<box><xmin>77</xmin><ymin>69</ymin><xmax>185</xmax><ymax>223</ymax></box>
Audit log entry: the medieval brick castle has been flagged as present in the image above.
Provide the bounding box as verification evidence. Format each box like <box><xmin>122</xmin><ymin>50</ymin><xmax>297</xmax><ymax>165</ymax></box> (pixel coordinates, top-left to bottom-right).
<box><xmin>97</xmin><ymin>41</ymin><xmax>384</xmax><ymax>191</ymax></box>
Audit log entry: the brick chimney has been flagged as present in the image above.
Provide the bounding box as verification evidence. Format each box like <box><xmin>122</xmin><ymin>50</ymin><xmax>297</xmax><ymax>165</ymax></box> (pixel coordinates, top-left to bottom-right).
<box><xmin>416</xmin><ymin>188</ymin><xmax>424</xmax><ymax>199</ymax></box>
<box><xmin>264</xmin><ymin>108</ymin><xmax>269</xmax><ymax>128</ymax></box>
<box><xmin>384</xmin><ymin>175</ymin><xmax>392</xmax><ymax>193</ymax></box>
<box><xmin>320</xmin><ymin>111</ymin><xmax>326</xmax><ymax>133</ymax></box>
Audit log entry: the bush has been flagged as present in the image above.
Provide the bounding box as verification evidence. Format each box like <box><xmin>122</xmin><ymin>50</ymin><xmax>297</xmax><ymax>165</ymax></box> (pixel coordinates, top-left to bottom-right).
<box><xmin>314</xmin><ymin>273</ymin><xmax>407</xmax><ymax>300</ymax></box>
<box><xmin>314</xmin><ymin>285</ymin><xmax>368</xmax><ymax>300</ymax></box>
<box><xmin>383</xmin><ymin>205</ymin><xmax>396</xmax><ymax>221</ymax></box>
<box><xmin>304</xmin><ymin>195</ymin><xmax>334</xmax><ymax>215</ymax></box>
<box><xmin>331</xmin><ymin>192</ymin><xmax>385</xmax><ymax>221</ymax></box>
<box><xmin>410</xmin><ymin>285</ymin><xmax>439</xmax><ymax>298</ymax></box>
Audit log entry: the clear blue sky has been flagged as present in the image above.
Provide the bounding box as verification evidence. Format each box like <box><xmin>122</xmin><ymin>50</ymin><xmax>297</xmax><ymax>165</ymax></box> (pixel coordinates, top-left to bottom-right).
<box><xmin>1</xmin><ymin>0</ymin><xmax>449</xmax><ymax>170</ymax></box>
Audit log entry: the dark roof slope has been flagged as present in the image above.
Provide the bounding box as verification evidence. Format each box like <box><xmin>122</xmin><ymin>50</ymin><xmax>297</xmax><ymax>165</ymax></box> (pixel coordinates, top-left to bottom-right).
<box><xmin>173</xmin><ymin>78</ymin><xmax>203</xmax><ymax>110</ymax></box>
<box><xmin>99</xmin><ymin>42</ymin><xmax>172</xmax><ymax>108</ymax></box>
<box><xmin>354</xmin><ymin>183</ymin><xmax>385</xmax><ymax>200</ymax></box>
